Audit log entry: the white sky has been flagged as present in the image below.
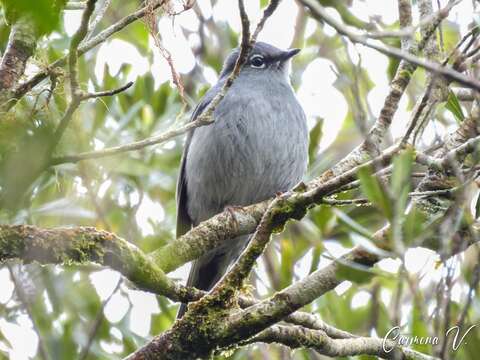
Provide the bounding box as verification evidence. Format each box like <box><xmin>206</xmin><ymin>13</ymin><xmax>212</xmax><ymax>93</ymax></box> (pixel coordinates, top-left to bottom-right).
<box><xmin>2</xmin><ymin>1</ymin><xmax>478</xmax><ymax>359</ymax></box>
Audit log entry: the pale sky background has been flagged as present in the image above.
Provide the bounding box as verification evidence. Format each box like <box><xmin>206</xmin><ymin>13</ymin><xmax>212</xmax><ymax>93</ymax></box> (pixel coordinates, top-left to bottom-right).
<box><xmin>1</xmin><ymin>1</ymin><xmax>477</xmax><ymax>358</ymax></box>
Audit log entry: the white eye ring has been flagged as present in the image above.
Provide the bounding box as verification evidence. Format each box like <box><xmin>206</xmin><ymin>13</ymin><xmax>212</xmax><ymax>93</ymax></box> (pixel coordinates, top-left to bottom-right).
<box><xmin>250</xmin><ymin>55</ymin><xmax>266</xmax><ymax>68</ymax></box>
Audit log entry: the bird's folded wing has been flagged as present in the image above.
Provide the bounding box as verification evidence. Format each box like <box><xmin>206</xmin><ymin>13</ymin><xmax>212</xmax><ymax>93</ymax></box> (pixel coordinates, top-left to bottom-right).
<box><xmin>175</xmin><ymin>81</ymin><xmax>223</xmax><ymax>238</ymax></box>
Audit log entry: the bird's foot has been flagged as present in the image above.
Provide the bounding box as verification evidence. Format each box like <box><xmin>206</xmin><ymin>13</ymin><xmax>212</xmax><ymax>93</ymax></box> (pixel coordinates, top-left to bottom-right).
<box><xmin>293</xmin><ymin>181</ymin><xmax>307</xmax><ymax>192</ymax></box>
<box><xmin>224</xmin><ymin>205</ymin><xmax>243</xmax><ymax>229</ymax></box>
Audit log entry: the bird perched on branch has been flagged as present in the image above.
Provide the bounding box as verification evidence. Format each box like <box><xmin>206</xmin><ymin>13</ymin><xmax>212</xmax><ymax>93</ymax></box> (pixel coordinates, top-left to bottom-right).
<box><xmin>176</xmin><ymin>42</ymin><xmax>308</xmax><ymax>318</ymax></box>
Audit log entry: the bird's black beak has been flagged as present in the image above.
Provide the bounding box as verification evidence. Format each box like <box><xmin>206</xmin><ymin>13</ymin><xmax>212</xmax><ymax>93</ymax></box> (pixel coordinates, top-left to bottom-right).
<box><xmin>278</xmin><ymin>48</ymin><xmax>301</xmax><ymax>62</ymax></box>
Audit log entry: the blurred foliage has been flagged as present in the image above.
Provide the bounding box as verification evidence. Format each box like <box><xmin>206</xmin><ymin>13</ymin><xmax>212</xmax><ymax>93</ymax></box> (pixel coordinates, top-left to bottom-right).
<box><xmin>445</xmin><ymin>89</ymin><xmax>465</xmax><ymax>122</ymax></box>
<box><xmin>0</xmin><ymin>0</ymin><xmax>67</xmax><ymax>35</ymax></box>
<box><xmin>0</xmin><ymin>0</ymin><xmax>479</xmax><ymax>359</ymax></box>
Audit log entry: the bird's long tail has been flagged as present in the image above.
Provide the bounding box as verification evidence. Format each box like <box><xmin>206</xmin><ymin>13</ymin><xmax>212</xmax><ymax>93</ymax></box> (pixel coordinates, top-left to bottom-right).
<box><xmin>177</xmin><ymin>235</ymin><xmax>249</xmax><ymax>319</ymax></box>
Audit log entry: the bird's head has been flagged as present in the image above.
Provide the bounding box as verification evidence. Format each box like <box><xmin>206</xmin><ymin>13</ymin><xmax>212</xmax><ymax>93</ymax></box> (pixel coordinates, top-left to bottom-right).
<box><xmin>219</xmin><ymin>41</ymin><xmax>300</xmax><ymax>81</ymax></box>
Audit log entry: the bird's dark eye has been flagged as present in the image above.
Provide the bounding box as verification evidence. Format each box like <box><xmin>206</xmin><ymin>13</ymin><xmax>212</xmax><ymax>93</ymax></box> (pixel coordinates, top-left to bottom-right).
<box><xmin>250</xmin><ymin>55</ymin><xmax>266</xmax><ymax>68</ymax></box>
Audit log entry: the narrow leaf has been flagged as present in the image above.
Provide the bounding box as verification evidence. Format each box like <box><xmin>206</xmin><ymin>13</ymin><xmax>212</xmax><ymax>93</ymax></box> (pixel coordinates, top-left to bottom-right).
<box><xmin>358</xmin><ymin>165</ymin><xmax>393</xmax><ymax>219</ymax></box>
<box><xmin>445</xmin><ymin>89</ymin><xmax>465</xmax><ymax>123</ymax></box>
<box><xmin>391</xmin><ymin>148</ymin><xmax>414</xmax><ymax>215</ymax></box>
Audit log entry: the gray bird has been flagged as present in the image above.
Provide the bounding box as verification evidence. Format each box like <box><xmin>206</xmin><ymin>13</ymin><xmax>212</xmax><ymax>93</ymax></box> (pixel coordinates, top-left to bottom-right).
<box><xmin>176</xmin><ymin>42</ymin><xmax>308</xmax><ymax>318</ymax></box>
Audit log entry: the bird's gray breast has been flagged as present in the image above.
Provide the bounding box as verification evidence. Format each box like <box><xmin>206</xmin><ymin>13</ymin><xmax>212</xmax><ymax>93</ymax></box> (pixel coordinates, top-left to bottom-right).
<box><xmin>185</xmin><ymin>76</ymin><xmax>308</xmax><ymax>224</ymax></box>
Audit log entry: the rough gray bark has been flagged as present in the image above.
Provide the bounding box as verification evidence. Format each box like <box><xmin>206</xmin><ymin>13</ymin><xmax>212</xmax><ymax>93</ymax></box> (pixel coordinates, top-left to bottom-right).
<box><xmin>0</xmin><ymin>16</ymin><xmax>38</xmax><ymax>106</ymax></box>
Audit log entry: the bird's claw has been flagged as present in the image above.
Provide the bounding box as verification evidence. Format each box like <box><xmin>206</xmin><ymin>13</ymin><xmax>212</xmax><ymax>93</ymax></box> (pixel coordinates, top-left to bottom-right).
<box><xmin>224</xmin><ymin>205</ymin><xmax>243</xmax><ymax>229</ymax></box>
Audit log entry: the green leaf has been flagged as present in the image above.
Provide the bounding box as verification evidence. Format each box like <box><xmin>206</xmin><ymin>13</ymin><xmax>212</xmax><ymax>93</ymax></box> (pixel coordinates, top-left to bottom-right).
<box><xmin>391</xmin><ymin>148</ymin><xmax>414</xmax><ymax>215</ymax></box>
<box><xmin>349</xmin><ymin>233</ymin><xmax>392</xmax><ymax>258</ymax></box>
<box><xmin>358</xmin><ymin>165</ymin><xmax>393</xmax><ymax>219</ymax></box>
<box><xmin>117</xmin><ymin>21</ymin><xmax>149</xmax><ymax>54</ymax></box>
<box><xmin>335</xmin><ymin>261</ymin><xmax>375</xmax><ymax>284</ymax></box>
<box><xmin>308</xmin><ymin>246</ymin><xmax>322</xmax><ymax>274</ymax></box>
<box><xmin>334</xmin><ymin>208</ymin><xmax>373</xmax><ymax>240</ymax></box>
<box><xmin>311</xmin><ymin>204</ymin><xmax>334</xmax><ymax>233</ymax></box>
<box><xmin>403</xmin><ymin>204</ymin><xmax>429</xmax><ymax>245</ymax></box>
<box><xmin>308</xmin><ymin>118</ymin><xmax>323</xmax><ymax>165</ymax></box>
<box><xmin>280</xmin><ymin>237</ymin><xmax>294</xmax><ymax>288</ymax></box>
<box><xmin>410</xmin><ymin>301</ymin><xmax>431</xmax><ymax>353</ymax></box>
<box><xmin>1</xmin><ymin>0</ymin><xmax>67</xmax><ymax>35</ymax></box>
<box><xmin>445</xmin><ymin>89</ymin><xmax>465</xmax><ymax>123</ymax></box>
<box><xmin>151</xmin><ymin>310</ymin><xmax>175</xmax><ymax>335</ymax></box>
<box><xmin>391</xmin><ymin>149</ymin><xmax>414</xmax><ymax>195</ymax></box>
<box><xmin>103</xmin><ymin>100</ymin><xmax>144</xmax><ymax>145</ymax></box>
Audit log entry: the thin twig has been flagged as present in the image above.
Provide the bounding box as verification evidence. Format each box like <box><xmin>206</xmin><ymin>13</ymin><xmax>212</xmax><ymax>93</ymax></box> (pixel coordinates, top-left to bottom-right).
<box><xmin>10</xmin><ymin>0</ymin><xmax>167</xmax><ymax>108</ymax></box>
<box><xmin>7</xmin><ymin>265</ymin><xmax>50</xmax><ymax>360</ymax></box>
<box><xmin>402</xmin><ymin>80</ymin><xmax>436</xmax><ymax>144</ymax></box>
<box><xmin>50</xmin><ymin>116</ymin><xmax>205</xmax><ymax>165</ymax></box>
<box><xmin>300</xmin><ymin>0</ymin><xmax>480</xmax><ymax>90</ymax></box>
<box><xmin>66</xmin><ymin>1</ymin><xmax>86</xmax><ymax>10</ymax></box>
<box><xmin>69</xmin><ymin>0</ymin><xmax>97</xmax><ymax>97</ymax></box>
<box><xmin>80</xmin><ymin>81</ymin><xmax>133</xmax><ymax>100</ymax></box>
<box><xmin>247</xmin><ymin>325</ymin><xmax>439</xmax><ymax>360</ymax></box>
<box><xmin>308</xmin><ymin>0</ymin><xmax>446</xmax><ymax>189</ymax></box>
<box><xmin>194</xmin><ymin>0</ymin><xmax>253</xmax><ymax>124</ymax></box>
<box><xmin>49</xmin><ymin>0</ymin><xmax>98</xmax><ymax>153</ymax></box>
<box><xmin>419</xmin><ymin>0</ymin><xmax>441</xmax><ymax>60</ymax></box>
<box><xmin>86</xmin><ymin>0</ymin><xmax>113</xmax><ymax>41</ymax></box>
<box><xmin>79</xmin><ymin>279</ymin><xmax>123</xmax><ymax>360</ymax></box>
<box><xmin>144</xmin><ymin>0</ymin><xmax>188</xmax><ymax>111</ymax></box>
<box><xmin>321</xmin><ymin>197</ymin><xmax>371</xmax><ymax>206</ymax></box>
<box><xmin>48</xmin><ymin>3</ymin><xmax>136</xmax><ymax>160</ymax></box>
<box><xmin>50</xmin><ymin>0</ymin><xmax>279</xmax><ymax>166</ymax></box>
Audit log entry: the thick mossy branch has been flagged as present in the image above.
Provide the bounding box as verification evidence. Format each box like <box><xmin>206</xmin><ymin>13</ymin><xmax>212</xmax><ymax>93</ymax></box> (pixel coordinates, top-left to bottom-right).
<box><xmin>0</xmin><ymin>18</ymin><xmax>38</xmax><ymax>90</ymax></box>
<box><xmin>0</xmin><ymin>225</ymin><xmax>190</xmax><ymax>302</ymax></box>
<box><xmin>128</xmin><ymin>149</ymin><xmax>398</xmax><ymax>359</ymax></box>
<box><xmin>0</xmin><ymin>17</ymin><xmax>39</xmax><ymax>106</ymax></box>
<box><xmin>221</xmin><ymin>247</ymin><xmax>379</xmax><ymax>344</ymax></box>
<box><xmin>151</xmin><ymin>201</ymin><xmax>267</xmax><ymax>272</ymax></box>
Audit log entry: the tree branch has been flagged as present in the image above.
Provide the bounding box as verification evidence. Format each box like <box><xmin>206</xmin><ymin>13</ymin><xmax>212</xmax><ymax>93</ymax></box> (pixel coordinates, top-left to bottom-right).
<box><xmin>223</xmin><ymin>246</ymin><xmax>381</xmax><ymax>343</ymax></box>
<box><xmin>300</xmin><ymin>0</ymin><xmax>477</xmax><ymax>89</ymax></box>
<box><xmin>7</xmin><ymin>0</ymin><xmax>167</xmax><ymax>110</ymax></box>
<box><xmin>79</xmin><ymin>80</ymin><xmax>134</xmax><ymax>100</ymax></box>
<box><xmin>150</xmin><ymin>145</ymin><xmax>399</xmax><ymax>274</ymax></box>
<box><xmin>0</xmin><ymin>224</ymin><xmax>192</xmax><ymax>302</ymax></box>
<box><xmin>218</xmin><ymin>99</ymin><xmax>480</xmax><ymax>350</ymax></box>
<box><xmin>49</xmin><ymin>110</ymin><xmax>215</xmax><ymax>165</ymax></box>
<box><xmin>0</xmin><ymin>221</ymin><xmax>369</xmax><ymax>345</ymax></box>
<box><xmin>132</xmin><ymin>100</ymin><xmax>479</xmax><ymax>359</ymax></box>
<box><xmin>418</xmin><ymin>0</ymin><xmax>441</xmax><ymax>60</ymax></box>
<box><xmin>48</xmin><ymin>0</ymin><xmax>98</xmax><ymax>155</ymax></box>
<box><xmin>0</xmin><ymin>17</ymin><xmax>39</xmax><ymax>106</ymax></box>
<box><xmin>305</xmin><ymin>0</ymin><xmax>449</xmax><ymax>188</ymax></box>
<box><xmin>86</xmin><ymin>0</ymin><xmax>113</xmax><ymax>41</ymax></box>
<box><xmin>47</xmin><ymin>0</ymin><xmax>265</xmax><ymax>166</ymax></box>
<box><xmin>248</xmin><ymin>325</ymin><xmax>439</xmax><ymax>360</ymax></box>
<box><xmin>0</xmin><ymin>222</ymin><xmax>373</xmax><ymax>358</ymax></box>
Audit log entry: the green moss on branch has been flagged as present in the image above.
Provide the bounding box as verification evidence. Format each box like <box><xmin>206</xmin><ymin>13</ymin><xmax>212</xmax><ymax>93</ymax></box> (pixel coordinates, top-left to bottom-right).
<box><xmin>0</xmin><ymin>224</ymin><xmax>187</xmax><ymax>301</ymax></box>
